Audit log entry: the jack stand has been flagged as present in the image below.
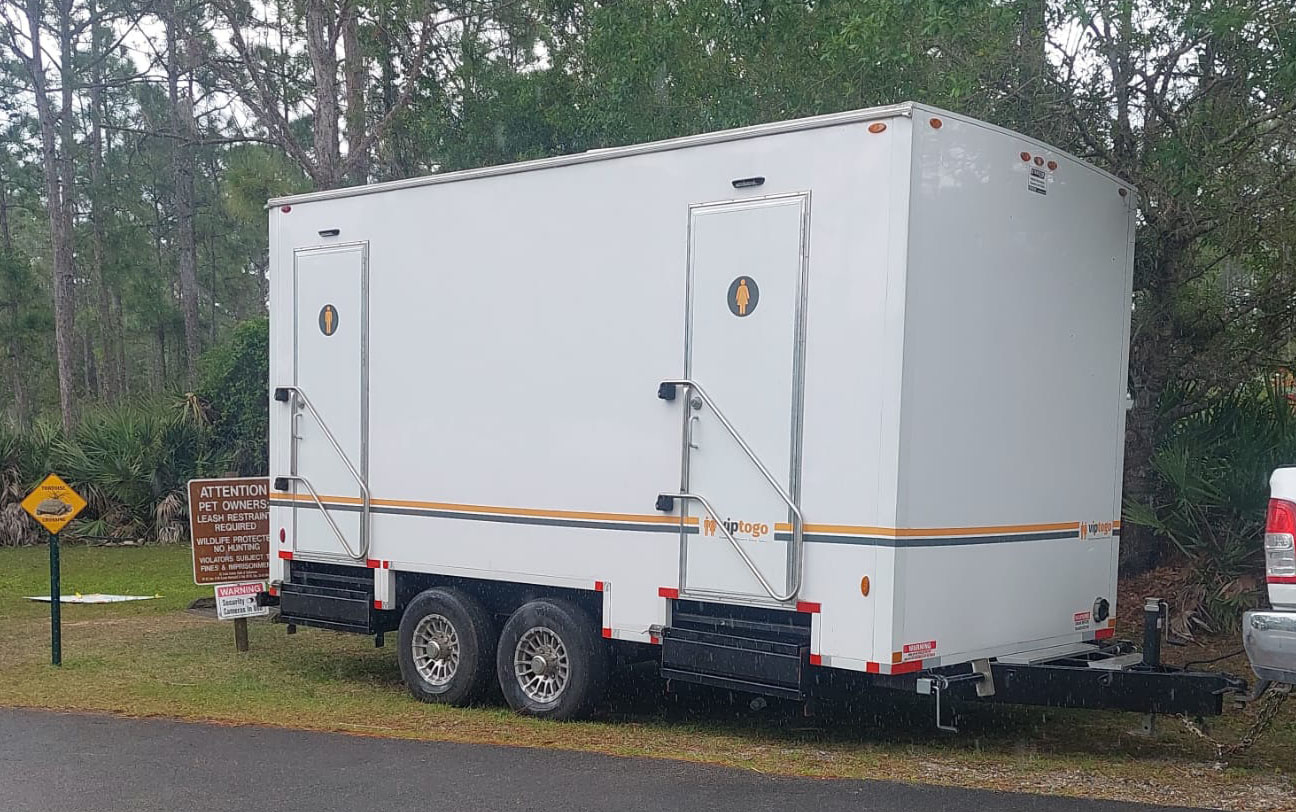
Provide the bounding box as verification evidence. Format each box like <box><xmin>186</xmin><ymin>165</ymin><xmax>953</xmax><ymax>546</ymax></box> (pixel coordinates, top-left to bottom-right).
<box><xmin>374</xmin><ymin>632</ymin><xmax>385</xmax><ymax>648</ymax></box>
<box><xmin>917</xmin><ymin>672</ymin><xmax>982</xmax><ymax>732</ymax></box>
<box><xmin>1137</xmin><ymin>712</ymin><xmax>1157</xmax><ymax>737</ymax></box>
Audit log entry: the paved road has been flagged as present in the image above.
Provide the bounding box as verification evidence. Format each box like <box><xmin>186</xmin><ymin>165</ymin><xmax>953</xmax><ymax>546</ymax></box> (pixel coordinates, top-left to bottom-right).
<box><xmin>0</xmin><ymin>709</ymin><xmax>1195</xmax><ymax>811</ymax></box>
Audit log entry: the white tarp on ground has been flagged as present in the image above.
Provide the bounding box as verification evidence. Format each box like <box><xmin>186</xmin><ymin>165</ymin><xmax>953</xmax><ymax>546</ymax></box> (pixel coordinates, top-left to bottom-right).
<box><xmin>26</xmin><ymin>593</ymin><xmax>160</xmax><ymax>603</ymax></box>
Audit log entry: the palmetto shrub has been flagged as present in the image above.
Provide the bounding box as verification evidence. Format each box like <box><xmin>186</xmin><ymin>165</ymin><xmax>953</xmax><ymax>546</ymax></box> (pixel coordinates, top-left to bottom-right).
<box><xmin>51</xmin><ymin>402</ymin><xmax>233</xmax><ymax>544</ymax></box>
<box><xmin>1125</xmin><ymin>379</ymin><xmax>1296</xmax><ymax>634</ymax></box>
<box><xmin>0</xmin><ymin>421</ymin><xmax>56</xmax><ymax>546</ymax></box>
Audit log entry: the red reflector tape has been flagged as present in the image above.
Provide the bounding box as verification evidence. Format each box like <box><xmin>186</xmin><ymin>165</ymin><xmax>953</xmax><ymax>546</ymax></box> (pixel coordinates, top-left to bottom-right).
<box><xmin>658</xmin><ymin>587</ymin><xmax>679</xmax><ymax>599</ymax></box>
<box><xmin>795</xmin><ymin>601</ymin><xmax>821</xmax><ymax>614</ymax></box>
<box><xmin>268</xmin><ymin>586</ymin><xmax>278</xmax><ymax>596</ymax></box>
<box><xmin>1094</xmin><ymin>627</ymin><xmax>1115</xmax><ymax>639</ymax></box>
<box><xmin>594</xmin><ymin>580</ymin><xmax>605</xmax><ymax>592</ymax></box>
<box><xmin>891</xmin><ymin>660</ymin><xmax>923</xmax><ymax>675</ymax></box>
<box><xmin>365</xmin><ymin>559</ymin><xmax>381</xmax><ymax>569</ymax></box>
<box><xmin>649</xmin><ymin>635</ymin><xmax>661</xmax><ymax>645</ymax></box>
<box><xmin>602</xmin><ymin>628</ymin><xmax>613</xmax><ymax>638</ymax></box>
<box><xmin>1268</xmin><ymin>575</ymin><xmax>1296</xmax><ymax>584</ymax></box>
<box><xmin>278</xmin><ymin>550</ymin><xmax>293</xmax><ymax>560</ymax></box>
<box><xmin>865</xmin><ymin>662</ymin><xmax>880</xmax><ymax>674</ymax></box>
<box><xmin>373</xmin><ymin>600</ymin><xmax>383</xmax><ymax>609</ymax></box>
<box><xmin>808</xmin><ymin>654</ymin><xmax>822</xmax><ymax>666</ymax></box>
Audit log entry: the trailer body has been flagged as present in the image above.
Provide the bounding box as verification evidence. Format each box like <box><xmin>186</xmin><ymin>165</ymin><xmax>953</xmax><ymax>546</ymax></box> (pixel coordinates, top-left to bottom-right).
<box><xmin>266</xmin><ymin>103</ymin><xmax>1145</xmax><ymax>704</ymax></box>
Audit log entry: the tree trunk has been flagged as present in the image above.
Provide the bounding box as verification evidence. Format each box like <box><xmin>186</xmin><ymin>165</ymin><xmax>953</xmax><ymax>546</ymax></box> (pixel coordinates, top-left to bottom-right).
<box><xmin>342</xmin><ymin>7</ymin><xmax>369</xmax><ymax>184</ymax></box>
<box><xmin>304</xmin><ymin>0</ymin><xmax>343</xmax><ymax>188</ymax></box>
<box><xmin>156</xmin><ymin>323</ymin><xmax>168</xmax><ymax>386</ymax></box>
<box><xmin>165</xmin><ymin>2</ymin><xmax>203</xmax><ymax>386</ymax></box>
<box><xmin>112</xmin><ymin>290</ymin><xmax>129</xmax><ymax>397</ymax></box>
<box><xmin>0</xmin><ymin>160</ymin><xmax>11</xmax><ymax>252</ymax></box>
<box><xmin>1014</xmin><ymin>0</ymin><xmax>1051</xmax><ymax>137</ymax></box>
<box><xmin>87</xmin><ymin>0</ymin><xmax>122</xmax><ymax>402</ymax></box>
<box><xmin>23</xmin><ymin>0</ymin><xmax>79</xmax><ymax>432</ymax></box>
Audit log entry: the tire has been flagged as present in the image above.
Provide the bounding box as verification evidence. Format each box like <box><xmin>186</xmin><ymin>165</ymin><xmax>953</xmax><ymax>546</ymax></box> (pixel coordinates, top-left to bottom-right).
<box><xmin>496</xmin><ymin>599</ymin><xmax>609</xmax><ymax>720</ymax></box>
<box><xmin>398</xmin><ymin>588</ymin><xmax>497</xmax><ymax>706</ymax></box>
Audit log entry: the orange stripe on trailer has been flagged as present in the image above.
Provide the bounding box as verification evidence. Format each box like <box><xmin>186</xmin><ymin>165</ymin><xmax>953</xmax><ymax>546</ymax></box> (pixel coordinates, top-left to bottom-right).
<box><xmin>274</xmin><ymin>492</ymin><xmax>697</xmax><ymax>526</ymax></box>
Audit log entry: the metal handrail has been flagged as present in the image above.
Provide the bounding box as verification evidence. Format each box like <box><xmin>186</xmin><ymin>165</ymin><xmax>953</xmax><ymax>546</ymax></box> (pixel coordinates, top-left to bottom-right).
<box><xmin>277</xmin><ymin>474</ymin><xmax>363</xmax><ymax>560</ymax></box>
<box><xmin>276</xmin><ymin>384</ymin><xmax>369</xmax><ymax>561</ymax></box>
<box><xmin>660</xmin><ymin>378</ymin><xmax>803</xmax><ymax>602</ymax></box>
<box><xmin>661</xmin><ymin>492</ymin><xmax>798</xmax><ymax>602</ymax></box>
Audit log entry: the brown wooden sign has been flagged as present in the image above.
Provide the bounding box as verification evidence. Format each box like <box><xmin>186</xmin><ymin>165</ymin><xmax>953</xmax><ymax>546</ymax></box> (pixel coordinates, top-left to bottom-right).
<box><xmin>188</xmin><ymin>477</ymin><xmax>271</xmax><ymax>585</ymax></box>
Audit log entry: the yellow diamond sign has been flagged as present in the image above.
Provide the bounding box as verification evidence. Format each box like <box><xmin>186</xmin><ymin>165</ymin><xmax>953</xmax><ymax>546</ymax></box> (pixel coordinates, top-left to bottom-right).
<box><xmin>21</xmin><ymin>474</ymin><xmax>87</xmax><ymax>535</ymax></box>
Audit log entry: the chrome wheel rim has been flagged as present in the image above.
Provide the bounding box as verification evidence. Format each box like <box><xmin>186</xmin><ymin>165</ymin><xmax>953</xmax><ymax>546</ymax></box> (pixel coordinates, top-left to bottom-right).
<box><xmin>514</xmin><ymin>626</ymin><xmax>569</xmax><ymax>703</ymax></box>
<box><xmin>412</xmin><ymin>613</ymin><xmax>460</xmax><ymax>687</ymax></box>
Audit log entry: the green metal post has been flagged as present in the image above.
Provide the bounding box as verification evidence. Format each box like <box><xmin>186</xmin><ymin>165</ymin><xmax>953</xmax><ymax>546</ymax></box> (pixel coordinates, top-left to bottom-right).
<box><xmin>49</xmin><ymin>531</ymin><xmax>61</xmax><ymax>666</ymax></box>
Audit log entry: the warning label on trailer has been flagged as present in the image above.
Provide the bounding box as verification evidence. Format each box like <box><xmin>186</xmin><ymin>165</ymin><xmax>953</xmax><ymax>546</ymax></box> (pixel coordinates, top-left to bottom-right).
<box><xmin>1073</xmin><ymin>611</ymin><xmax>1092</xmax><ymax>630</ymax></box>
<box><xmin>188</xmin><ymin>477</ymin><xmax>270</xmax><ymax>585</ymax></box>
<box><xmin>901</xmin><ymin>640</ymin><xmax>937</xmax><ymax>661</ymax></box>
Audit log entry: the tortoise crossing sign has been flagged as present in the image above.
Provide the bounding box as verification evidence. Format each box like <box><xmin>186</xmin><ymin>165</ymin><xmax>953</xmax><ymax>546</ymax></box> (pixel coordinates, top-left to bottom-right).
<box><xmin>21</xmin><ymin>474</ymin><xmax>87</xmax><ymax>535</ymax></box>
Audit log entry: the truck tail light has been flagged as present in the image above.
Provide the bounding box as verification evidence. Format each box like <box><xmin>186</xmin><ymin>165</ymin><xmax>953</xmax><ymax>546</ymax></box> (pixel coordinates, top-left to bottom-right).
<box><xmin>1264</xmin><ymin>498</ymin><xmax>1296</xmax><ymax>581</ymax></box>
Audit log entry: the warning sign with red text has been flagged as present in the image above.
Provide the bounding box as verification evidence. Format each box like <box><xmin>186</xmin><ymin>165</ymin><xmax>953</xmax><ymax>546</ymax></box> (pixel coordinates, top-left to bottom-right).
<box><xmin>188</xmin><ymin>477</ymin><xmax>270</xmax><ymax>585</ymax></box>
<box><xmin>214</xmin><ymin>581</ymin><xmax>271</xmax><ymax>620</ymax></box>
<box><xmin>901</xmin><ymin>640</ymin><xmax>937</xmax><ymax>662</ymax></box>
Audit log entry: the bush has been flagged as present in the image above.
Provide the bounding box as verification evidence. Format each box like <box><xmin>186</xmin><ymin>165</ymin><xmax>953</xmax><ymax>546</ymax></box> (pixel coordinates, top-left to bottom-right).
<box><xmin>197</xmin><ymin>317</ymin><xmax>269</xmax><ymax>476</ymax></box>
<box><xmin>0</xmin><ymin>421</ymin><xmax>57</xmax><ymax>546</ymax></box>
<box><xmin>1125</xmin><ymin>379</ymin><xmax>1296</xmax><ymax>632</ymax></box>
<box><xmin>0</xmin><ymin>319</ymin><xmax>270</xmax><ymax>546</ymax></box>
<box><xmin>50</xmin><ymin>403</ymin><xmax>233</xmax><ymax>543</ymax></box>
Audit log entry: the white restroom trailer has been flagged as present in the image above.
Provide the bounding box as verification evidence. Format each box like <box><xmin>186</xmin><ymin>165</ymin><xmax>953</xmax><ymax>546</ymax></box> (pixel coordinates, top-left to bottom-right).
<box><xmin>262</xmin><ymin>102</ymin><xmax>1238</xmax><ymax>720</ymax></box>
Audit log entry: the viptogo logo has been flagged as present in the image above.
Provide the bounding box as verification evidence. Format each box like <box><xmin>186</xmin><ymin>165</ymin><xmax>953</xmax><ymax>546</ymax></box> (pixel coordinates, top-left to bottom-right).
<box><xmin>703</xmin><ymin>516</ymin><xmax>771</xmax><ymax>540</ymax></box>
<box><xmin>1079</xmin><ymin>520</ymin><xmax>1115</xmax><ymax>540</ymax></box>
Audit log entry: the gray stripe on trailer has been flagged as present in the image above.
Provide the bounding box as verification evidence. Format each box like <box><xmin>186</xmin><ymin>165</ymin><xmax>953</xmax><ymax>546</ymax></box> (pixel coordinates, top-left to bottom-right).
<box><xmin>774</xmin><ymin>530</ymin><xmax>1081</xmax><ymax>547</ymax></box>
<box><xmin>269</xmin><ymin>499</ymin><xmax>698</xmax><ymax>535</ymax></box>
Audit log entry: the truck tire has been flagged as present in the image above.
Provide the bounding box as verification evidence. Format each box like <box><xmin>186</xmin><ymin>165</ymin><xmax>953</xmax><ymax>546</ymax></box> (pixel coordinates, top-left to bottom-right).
<box><xmin>398</xmin><ymin>588</ymin><xmax>496</xmax><ymax>706</ymax></box>
<box><xmin>496</xmin><ymin>599</ymin><xmax>608</xmax><ymax>720</ymax></box>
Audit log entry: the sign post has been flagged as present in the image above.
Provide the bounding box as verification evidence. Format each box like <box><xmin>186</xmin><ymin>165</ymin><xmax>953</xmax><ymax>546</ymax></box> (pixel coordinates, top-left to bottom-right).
<box><xmin>21</xmin><ymin>474</ymin><xmax>87</xmax><ymax>666</ymax></box>
<box><xmin>187</xmin><ymin>477</ymin><xmax>270</xmax><ymax>652</ymax></box>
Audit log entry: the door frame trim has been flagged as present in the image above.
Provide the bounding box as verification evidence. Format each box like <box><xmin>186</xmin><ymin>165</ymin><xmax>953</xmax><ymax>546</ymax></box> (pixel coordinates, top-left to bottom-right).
<box><xmin>291</xmin><ymin>241</ymin><xmax>370</xmax><ymax>562</ymax></box>
<box><xmin>678</xmin><ymin>192</ymin><xmax>812</xmax><ymax>601</ymax></box>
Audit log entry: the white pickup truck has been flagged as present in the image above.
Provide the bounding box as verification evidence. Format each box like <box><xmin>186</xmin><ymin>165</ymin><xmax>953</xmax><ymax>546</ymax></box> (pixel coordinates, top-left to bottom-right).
<box><xmin>1243</xmin><ymin>466</ymin><xmax>1296</xmax><ymax>685</ymax></box>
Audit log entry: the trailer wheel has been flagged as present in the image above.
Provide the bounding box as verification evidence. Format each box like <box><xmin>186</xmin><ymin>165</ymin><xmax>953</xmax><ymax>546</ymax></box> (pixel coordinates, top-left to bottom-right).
<box><xmin>496</xmin><ymin>599</ymin><xmax>608</xmax><ymax>720</ymax></box>
<box><xmin>398</xmin><ymin>588</ymin><xmax>496</xmax><ymax>706</ymax></box>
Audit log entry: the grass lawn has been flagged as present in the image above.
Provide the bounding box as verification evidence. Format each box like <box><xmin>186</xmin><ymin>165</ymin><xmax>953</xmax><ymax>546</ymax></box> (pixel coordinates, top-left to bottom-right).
<box><xmin>0</xmin><ymin>543</ymin><xmax>1292</xmax><ymax>810</ymax></box>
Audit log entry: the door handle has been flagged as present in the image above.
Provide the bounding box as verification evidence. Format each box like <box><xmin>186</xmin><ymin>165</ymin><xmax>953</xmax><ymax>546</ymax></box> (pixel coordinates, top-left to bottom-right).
<box><xmin>688</xmin><ymin>415</ymin><xmax>700</xmax><ymax>449</ymax></box>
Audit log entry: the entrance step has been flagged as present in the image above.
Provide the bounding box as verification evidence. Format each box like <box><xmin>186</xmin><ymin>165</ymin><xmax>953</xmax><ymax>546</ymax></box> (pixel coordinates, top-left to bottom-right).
<box><xmin>661</xmin><ymin>600</ymin><xmax>811</xmax><ymax>699</ymax></box>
